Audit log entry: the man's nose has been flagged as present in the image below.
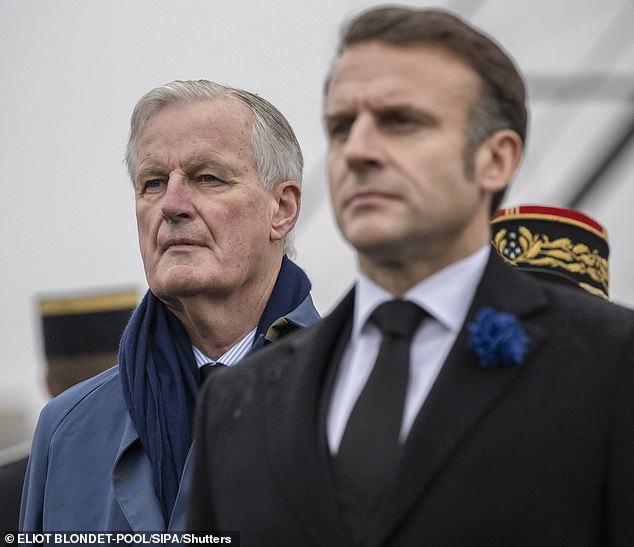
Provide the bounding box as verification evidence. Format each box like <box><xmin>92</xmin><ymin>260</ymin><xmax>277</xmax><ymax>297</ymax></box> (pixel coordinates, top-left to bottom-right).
<box><xmin>161</xmin><ymin>177</ymin><xmax>195</xmax><ymax>223</ymax></box>
<box><xmin>343</xmin><ymin>114</ymin><xmax>385</xmax><ymax>171</ymax></box>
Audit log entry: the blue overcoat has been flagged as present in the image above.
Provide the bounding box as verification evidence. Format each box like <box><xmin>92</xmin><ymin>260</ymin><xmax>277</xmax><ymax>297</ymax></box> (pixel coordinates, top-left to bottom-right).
<box><xmin>20</xmin><ymin>293</ymin><xmax>319</xmax><ymax>532</ymax></box>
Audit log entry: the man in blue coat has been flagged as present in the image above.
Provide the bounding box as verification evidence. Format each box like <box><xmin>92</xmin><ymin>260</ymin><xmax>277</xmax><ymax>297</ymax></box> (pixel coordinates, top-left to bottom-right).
<box><xmin>20</xmin><ymin>80</ymin><xmax>319</xmax><ymax>532</ymax></box>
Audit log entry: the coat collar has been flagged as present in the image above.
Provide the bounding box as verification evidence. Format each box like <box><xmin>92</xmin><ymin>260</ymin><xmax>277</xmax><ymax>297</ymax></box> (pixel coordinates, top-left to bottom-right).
<box><xmin>112</xmin><ymin>416</ymin><xmax>193</xmax><ymax>532</ymax></box>
<box><xmin>111</xmin><ymin>413</ymin><xmax>164</xmax><ymax>531</ymax></box>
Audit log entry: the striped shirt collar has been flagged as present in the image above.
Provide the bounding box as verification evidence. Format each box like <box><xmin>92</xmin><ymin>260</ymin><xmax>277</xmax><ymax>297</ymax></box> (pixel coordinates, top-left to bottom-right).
<box><xmin>192</xmin><ymin>327</ymin><xmax>257</xmax><ymax>368</ymax></box>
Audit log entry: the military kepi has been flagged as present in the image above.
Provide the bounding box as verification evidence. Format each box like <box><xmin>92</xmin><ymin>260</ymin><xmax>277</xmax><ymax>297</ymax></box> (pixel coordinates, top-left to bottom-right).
<box><xmin>491</xmin><ymin>205</ymin><xmax>609</xmax><ymax>299</ymax></box>
<box><xmin>39</xmin><ymin>289</ymin><xmax>138</xmax><ymax>356</ymax></box>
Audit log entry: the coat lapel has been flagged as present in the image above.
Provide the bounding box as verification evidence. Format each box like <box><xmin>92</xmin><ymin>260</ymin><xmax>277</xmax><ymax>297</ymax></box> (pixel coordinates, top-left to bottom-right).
<box><xmin>368</xmin><ymin>252</ymin><xmax>549</xmax><ymax>546</ymax></box>
<box><xmin>265</xmin><ymin>289</ymin><xmax>356</xmax><ymax>546</ymax></box>
<box><xmin>113</xmin><ymin>416</ymin><xmax>165</xmax><ymax>531</ymax></box>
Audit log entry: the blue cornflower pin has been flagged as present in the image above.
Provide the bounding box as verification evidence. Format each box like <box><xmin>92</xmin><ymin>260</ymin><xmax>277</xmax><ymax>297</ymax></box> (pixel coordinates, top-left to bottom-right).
<box><xmin>467</xmin><ymin>307</ymin><xmax>529</xmax><ymax>368</ymax></box>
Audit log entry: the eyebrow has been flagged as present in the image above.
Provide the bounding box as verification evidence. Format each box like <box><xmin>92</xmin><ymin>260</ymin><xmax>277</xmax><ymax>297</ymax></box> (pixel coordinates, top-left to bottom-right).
<box><xmin>135</xmin><ymin>158</ymin><xmax>227</xmax><ymax>176</ymax></box>
<box><xmin>186</xmin><ymin>159</ymin><xmax>227</xmax><ymax>174</ymax></box>
<box><xmin>323</xmin><ymin>111</ymin><xmax>354</xmax><ymax>126</ymax></box>
<box><xmin>135</xmin><ymin>166</ymin><xmax>164</xmax><ymax>177</ymax></box>
<box><xmin>325</xmin><ymin>104</ymin><xmax>440</xmax><ymax>126</ymax></box>
<box><xmin>377</xmin><ymin>105</ymin><xmax>440</xmax><ymax>125</ymax></box>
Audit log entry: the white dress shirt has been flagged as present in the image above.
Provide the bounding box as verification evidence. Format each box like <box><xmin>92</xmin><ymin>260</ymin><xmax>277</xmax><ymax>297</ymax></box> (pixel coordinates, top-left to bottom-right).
<box><xmin>192</xmin><ymin>328</ymin><xmax>257</xmax><ymax>368</ymax></box>
<box><xmin>327</xmin><ymin>245</ymin><xmax>490</xmax><ymax>454</ymax></box>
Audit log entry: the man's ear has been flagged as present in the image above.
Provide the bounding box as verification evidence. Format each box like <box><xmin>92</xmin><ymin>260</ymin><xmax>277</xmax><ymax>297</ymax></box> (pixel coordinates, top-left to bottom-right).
<box><xmin>270</xmin><ymin>180</ymin><xmax>301</xmax><ymax>242</ymax></box>
<box><xmin>475</xmin><ymin>129</ymin><xmax>523</xmax><ymax>194</ymax></box>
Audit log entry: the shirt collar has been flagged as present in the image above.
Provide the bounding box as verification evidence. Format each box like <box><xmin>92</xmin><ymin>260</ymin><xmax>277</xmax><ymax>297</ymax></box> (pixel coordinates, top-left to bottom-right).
<box><xmin>192</xmin><ymin>327</ymin><xmax>257</xmax><ymax>368</ymax></box>
<box><xmin>354</xmin><ymin>244</ymin><xmax>490</xmax><ymax>336</ymax></box>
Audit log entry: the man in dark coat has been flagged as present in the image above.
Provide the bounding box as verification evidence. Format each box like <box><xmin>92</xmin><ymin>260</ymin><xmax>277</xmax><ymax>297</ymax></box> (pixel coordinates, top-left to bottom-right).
<box><xmin>189</xmin><ymin>7</ymin><xmax>634</xmax><ymax>546</ymax></box>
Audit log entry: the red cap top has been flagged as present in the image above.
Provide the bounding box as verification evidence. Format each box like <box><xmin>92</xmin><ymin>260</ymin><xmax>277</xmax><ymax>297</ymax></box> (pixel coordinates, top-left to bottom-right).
<box><xmin>492</xmin><ymin>205</ymin><xmax>607</xmax><ymax>240</ymax></box>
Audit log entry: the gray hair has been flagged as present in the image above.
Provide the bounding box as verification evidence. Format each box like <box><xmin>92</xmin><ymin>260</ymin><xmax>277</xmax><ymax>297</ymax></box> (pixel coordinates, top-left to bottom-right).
<box><xmin>125</xmin><ymin>79</ymin><xmax>303</xmax><ymax>256</ymax></box>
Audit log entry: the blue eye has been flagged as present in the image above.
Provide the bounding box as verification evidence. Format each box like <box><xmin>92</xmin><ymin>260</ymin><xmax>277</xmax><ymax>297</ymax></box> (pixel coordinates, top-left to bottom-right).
<box><xmin>140</xmin><ymin>179</ymin><xmax>165</xmax><ymax>194</ymax></box>
<box><xmin>197</xmin><ymin>174</ymin><xmax>227</xmax><ymax>187</ymax></box>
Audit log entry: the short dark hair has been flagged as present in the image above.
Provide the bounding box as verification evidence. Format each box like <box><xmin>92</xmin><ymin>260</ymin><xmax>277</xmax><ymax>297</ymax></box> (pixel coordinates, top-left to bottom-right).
<box><xmin>328</xmin><ymin>6</ymin><xmax>528</xmax><ymax>212</ymax></box>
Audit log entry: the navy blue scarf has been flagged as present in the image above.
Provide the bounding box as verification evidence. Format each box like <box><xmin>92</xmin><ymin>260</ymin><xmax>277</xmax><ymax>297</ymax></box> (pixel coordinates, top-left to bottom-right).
<box><xmin>119</xmin><ymin>256</ymin><xmax>311</xmax><ymax>525</ymax></box>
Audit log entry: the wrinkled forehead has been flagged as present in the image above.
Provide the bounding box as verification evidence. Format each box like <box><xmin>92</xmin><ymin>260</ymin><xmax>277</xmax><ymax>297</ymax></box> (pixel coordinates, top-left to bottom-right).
<box><xmin>140</xmin><ymin>96</ymin><xmax>254</xmax><ymax>142</ymax></box>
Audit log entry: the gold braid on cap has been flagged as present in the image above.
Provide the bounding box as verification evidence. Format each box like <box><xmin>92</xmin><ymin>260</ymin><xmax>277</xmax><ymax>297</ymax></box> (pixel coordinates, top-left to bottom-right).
<box><xmin>493</xmin><ymin>226</ymin><xmax>609</xmax><ymax>299</ymax></box>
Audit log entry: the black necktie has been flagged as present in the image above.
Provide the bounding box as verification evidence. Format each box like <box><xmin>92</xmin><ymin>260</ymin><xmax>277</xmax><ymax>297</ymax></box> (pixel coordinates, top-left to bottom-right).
<box><xmin>333</xmin><ymin>299</ymin><xmax>427</xmax><ymax>529</ymax></box>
